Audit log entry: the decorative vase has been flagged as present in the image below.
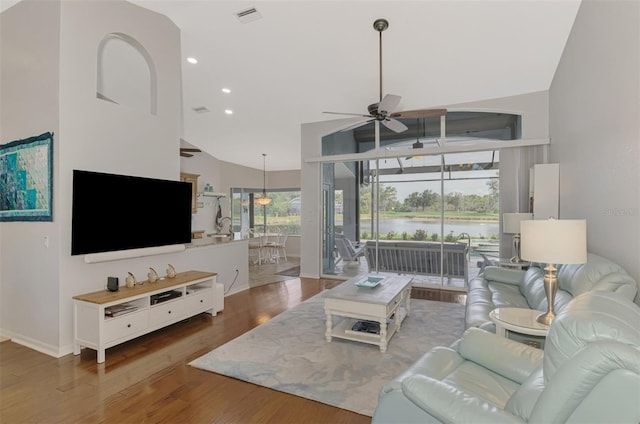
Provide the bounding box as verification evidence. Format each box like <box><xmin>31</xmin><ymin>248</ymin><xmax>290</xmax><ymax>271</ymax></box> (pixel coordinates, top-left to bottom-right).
<box><xmin>148</xmin><ymin>267</ymin><xmax>159</xmax><ymax>283</ymax></box>
<box><xmin>125</xmin><ymin>272</ymin><xmax>136</xmax><ymax>288</ymax></box>
<box><xmin>166</xmin><ymin>264</ymin><xmax>177</xmax><ymax>279</ymax></box>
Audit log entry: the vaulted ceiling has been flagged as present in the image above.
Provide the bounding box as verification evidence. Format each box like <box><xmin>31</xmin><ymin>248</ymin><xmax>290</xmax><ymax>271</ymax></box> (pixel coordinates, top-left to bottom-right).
<box><xmin>2</xmin><ymin>0</ymin><xmax>582</xmax><ymax>171</ymax></box>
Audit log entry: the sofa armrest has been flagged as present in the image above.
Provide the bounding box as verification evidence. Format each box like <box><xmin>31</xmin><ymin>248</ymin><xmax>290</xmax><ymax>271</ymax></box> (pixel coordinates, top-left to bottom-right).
<box><xmin>401</xmin><ymin>375</ymin><xmax>525</xmax><ymax>423</ymax></box>
<box><xmin>457</xmin><ymin>328</ymin><xmax>544</xmax><ymax>384</ymax></box>
<box><xmin>387</xmin><ymin>346</ymin><xmax>465</xmax><ymax>386</ymax></box>
<box><xmin>483</xmin><ymin>267</ymin><xmax>526</xmax><ymax>285</ymax></box>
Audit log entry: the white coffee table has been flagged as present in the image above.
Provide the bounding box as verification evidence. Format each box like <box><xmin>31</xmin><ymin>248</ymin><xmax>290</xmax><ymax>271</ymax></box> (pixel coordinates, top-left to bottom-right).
<box><xmin>324</xmin><ymin>274</ymin><xmax>413</xmax><ymax>352</ymax></box>
<box><xmin>489</xmin><ymin>307</ymin><xmax>549</xmax><ymax>338</ymax></box>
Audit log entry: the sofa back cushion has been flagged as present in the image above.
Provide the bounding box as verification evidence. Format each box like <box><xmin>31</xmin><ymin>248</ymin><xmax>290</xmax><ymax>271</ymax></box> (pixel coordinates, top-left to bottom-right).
<box><xmin>521</xmin><ymin>253</ymin><xmax>638</xmax><ymax>311</ymax></box>
<box><xmin>556</xmin><ymin>252</ymin><xmax>638</xmax><ymax>300</ymax></box>
<box><xmin>519</xmin><ymin>267</ymin><xmax>546</xmax><ymax>309</ymax></box>
<box><xmin>543</xmin><ymin>291</ymin><xmax>640</xmax><ymax>381</ymax></box>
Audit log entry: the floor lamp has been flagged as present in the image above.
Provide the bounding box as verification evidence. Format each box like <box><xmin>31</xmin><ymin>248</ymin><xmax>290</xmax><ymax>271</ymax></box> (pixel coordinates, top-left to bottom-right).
<box><xmin>503</xmin><ymin>213</ymin><xmax>533</xmax><ymax>263</ymax></box>
<box><xmin>521</xmin><ymin>218</ymin><xmax>587</xmax><ymax>325</ymax></box>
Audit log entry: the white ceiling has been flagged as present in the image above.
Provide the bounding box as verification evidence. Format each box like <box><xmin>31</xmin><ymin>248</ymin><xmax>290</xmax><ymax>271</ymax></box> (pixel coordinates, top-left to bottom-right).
<box><xmin>2</xmin><ymin>0</ymin><xmax>582</xmax><ymax>171</ymax></box>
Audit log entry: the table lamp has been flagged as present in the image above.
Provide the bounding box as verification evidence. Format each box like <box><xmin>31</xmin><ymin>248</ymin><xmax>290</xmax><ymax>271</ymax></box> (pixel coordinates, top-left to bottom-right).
<box><xmin>503</xmin><ymin>213</ymin><xmax>533</xmax><ymax>263</ymax></box>
<box><xmin>521</xmin><ymin>218</ymin><xmax>587</xmax><ymax>325</ymax></box>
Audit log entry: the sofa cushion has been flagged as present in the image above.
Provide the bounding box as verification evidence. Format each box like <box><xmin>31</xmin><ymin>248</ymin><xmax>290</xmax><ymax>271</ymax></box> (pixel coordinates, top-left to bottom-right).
<box><xmin>391</xmin><ymin>346</ymin><xmax>465</xmax><ymax>383</ymax></box>
<box><xmin>519</xmin><ymin>267</ymin><xmax>547</xmax><ymax>309</ymax></box>
<box><xmin>543</xmin><ymin>291</ymin><xmax>640</xmax><ymax>382</ymax></box>
<box><xmin>557</xmin><ymin>252</ymin><xmax>638</xmax><ymax>300</ymax></box>
<box><xmin>465</xmin><ymin>270</ymin><xmax>529</xmax><ymax>329</ymax></box>
<box><xmin>483</xmin><ymin>266</ymin><xmax>525</xmax><ymax>284</ymax></box>
<box><xmin>503</xmin><ymin>368</ymin><xmax>544</xmax><ymax>420</ymax></box>
<box><xmin>458</xmin><ymin>327</ymin><xmax>544</xmax><ymax>384</ymax></box>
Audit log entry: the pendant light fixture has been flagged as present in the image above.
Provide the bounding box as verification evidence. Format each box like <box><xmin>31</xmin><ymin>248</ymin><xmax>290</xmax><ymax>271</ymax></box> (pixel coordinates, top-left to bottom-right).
<box><xmin>255</xmin><ymin>153</ymin><xmax>272</xmax><ymax>206</ymax></box>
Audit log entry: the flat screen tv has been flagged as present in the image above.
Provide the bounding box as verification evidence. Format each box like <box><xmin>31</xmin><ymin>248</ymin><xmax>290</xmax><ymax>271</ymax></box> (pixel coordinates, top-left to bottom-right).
<box><xmin>71</xmin><ymin>170</ymin><xmax>192</xmax><ymax>256</ymax></box>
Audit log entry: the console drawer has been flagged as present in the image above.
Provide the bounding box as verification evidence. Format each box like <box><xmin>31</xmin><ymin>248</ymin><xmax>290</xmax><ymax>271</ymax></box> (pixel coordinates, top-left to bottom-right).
<box><xmin>185</xmin><ymin>288</ymin><xmax>214</xmax><ymax>311</ymax></box>
<box><xmin>149</xmin><ymin>299</ymin><xmax>186</xmax><ymax>326</ymax></box>
<box><xmin>103</xmin><ymin>310</ymin><xmax>149</xmax><ymax>343</ymax></box>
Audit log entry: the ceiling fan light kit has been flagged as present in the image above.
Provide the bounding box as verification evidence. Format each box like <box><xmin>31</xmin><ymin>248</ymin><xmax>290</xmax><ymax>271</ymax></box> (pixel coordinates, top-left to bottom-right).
<box><xmin>323</xmin><ymin>18</ymin><xmax>447</xmax><ymax>135</ymax></box>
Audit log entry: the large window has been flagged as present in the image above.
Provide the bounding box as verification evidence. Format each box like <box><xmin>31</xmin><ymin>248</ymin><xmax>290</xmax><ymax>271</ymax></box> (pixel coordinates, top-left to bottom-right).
<box><xmin>321</xmin><ymin>152</ymin><xmax>499</xmax><ymax>288</ymax></box>
<box><xmin>319</xmin><ymin>111</ymin><xmax>514</xmax><ymax>288</ymax></box>
<box><xmin>231</xmin><ymin>188</ymin><xmax>301</xmax><ymax>235</ymax></box>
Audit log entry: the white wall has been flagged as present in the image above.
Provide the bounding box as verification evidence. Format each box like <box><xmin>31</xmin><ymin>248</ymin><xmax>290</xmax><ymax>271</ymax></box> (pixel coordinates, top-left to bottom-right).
<box><xmin>549</xmin><ymin>0</ymin><xmax>640</xmax><ymax>293</ymax></box>
<box><xmin>54</xmin><ymin>0</ymin><xmax>184</xmax><ymax>357</ymax></box>
<box><xmin>0</xmin><ymin>0</ymin><xmax>62</xmax><ymax>351</ymax></box>
<box><xmin>0</xmin><ymin>0</ymin><xmax>250</xmax><ymax>358</ymax></box>
<box><xmin>300</xmin><ymin>118</ymin><xmax>358</xmax><ymax>277</ymax></box>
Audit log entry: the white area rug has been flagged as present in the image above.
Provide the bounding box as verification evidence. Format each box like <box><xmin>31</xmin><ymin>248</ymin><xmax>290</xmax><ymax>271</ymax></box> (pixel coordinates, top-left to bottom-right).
<box><xmin>189</xmin><ymin>292</ymin><xmax>465</xmax><ymax>417</ymax></box>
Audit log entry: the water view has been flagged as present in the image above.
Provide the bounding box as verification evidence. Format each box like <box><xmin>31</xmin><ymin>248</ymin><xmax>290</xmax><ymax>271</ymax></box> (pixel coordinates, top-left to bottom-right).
<box><xmin>355</xmin><ymin>218</ymin><xmax>499</xmax><ymax>240</ymax></box>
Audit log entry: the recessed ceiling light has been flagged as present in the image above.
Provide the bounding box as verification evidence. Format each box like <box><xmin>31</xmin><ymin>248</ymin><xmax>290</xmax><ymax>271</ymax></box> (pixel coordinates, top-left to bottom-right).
<box><xmin>187</xmin><ymin>57</ymin><xmax>198</xmax><ymax>64</ymax></box>
<box><xmin>224</xmin><ymin>109</ymin><xmax>233</xmax><ymax>115</ymax></box>
<box><xmin>222</xmin><ymin>88</ymin><xmax>231</xmax><ymax>94</ymax></box>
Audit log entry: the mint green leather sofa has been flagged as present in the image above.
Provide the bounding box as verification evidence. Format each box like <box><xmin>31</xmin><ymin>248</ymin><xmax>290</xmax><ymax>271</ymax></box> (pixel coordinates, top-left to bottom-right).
<box><xmin>465</xmin><ymin>253</ymin><xmax>638</xmax><ymax>333</ymax></box>
<box><xmin>372</xmin><ymin>291</ymin><xmax>640</xmax><ymax>423</ymax></box>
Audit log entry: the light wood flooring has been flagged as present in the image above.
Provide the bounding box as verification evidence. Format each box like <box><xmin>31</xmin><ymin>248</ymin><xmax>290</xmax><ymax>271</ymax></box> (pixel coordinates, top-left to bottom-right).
<box><xmin>0</xmin><ymin>275</ymin><xmax>464</xmax><ymax>424</ymax></box>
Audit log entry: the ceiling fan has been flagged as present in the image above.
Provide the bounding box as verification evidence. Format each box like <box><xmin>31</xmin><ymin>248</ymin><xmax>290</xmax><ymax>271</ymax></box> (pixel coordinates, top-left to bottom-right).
<box><xmin>323</xmin><ymin>18</ymin><xmax>447</xmax><ymax>133</ymax></box>
<box><xmin>180</xmin><ymin>147</ymin><xmax>201</xmax><ymax>157</ymax></box>
<box><xmin>179</xmin><ymin>139</ymin><xmax>202</xmax><ymax>157</ymax></box>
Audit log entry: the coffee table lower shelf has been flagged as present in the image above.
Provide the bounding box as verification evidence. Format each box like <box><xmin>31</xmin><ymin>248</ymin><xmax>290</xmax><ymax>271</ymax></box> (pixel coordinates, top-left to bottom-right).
<box><xmin>331</xmin><ymin>317</ymin><xmax>401</xmax><ymax>347</ymax></box>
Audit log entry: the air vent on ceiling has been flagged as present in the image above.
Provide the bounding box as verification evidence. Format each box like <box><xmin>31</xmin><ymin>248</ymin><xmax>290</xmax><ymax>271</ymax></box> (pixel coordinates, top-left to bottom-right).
<box><xmin>192</xmin><ymin>106</ymin><xmax>210</xmax><ymax>114</ymax></box>
<box><xmin>236</xmin><ymin>7</ymin><xmax>262</xmax><ymax>24</ymax></box>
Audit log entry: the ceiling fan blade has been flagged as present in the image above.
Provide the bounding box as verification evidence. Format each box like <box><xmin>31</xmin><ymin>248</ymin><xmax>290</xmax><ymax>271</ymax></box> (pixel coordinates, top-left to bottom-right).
<box><xmin>378</xmin><ymin>94</ymin><xmax>402</xmax><ymax>115</ymax></box>
<box><xmin>180</xmin><ymin>148</ymin><xmax>201</xmax><ymax>153</ymax></box>
<box><xmin>323</xmin><ymin>111</ymin><xmax>372</xmax><ymax>118</ymax></box>
<box><xmin>180</xmin><ymin>152</ymin><xmax>194</xmax><ymax>157</ymax></box>
<box><xmin>339</xmin><ymin>119</ymin><xmax>374</xmax><ymax>132</ymax></box>
<box><xmin>390</xmin><ymin>108</ymin><xmax>448</xmax><ymax>119</ymax></box>
<box><xmin>382</xmin><ymin>118</ymin><xmax>408</xmax><ymax>133</ymax></box>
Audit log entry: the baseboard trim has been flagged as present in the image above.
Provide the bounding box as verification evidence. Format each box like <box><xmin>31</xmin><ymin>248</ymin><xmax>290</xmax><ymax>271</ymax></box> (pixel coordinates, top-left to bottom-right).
<box><xmin>1</xmin><ymin>330</ymin><xmax>71</xmax><ymax>358</ymax></box>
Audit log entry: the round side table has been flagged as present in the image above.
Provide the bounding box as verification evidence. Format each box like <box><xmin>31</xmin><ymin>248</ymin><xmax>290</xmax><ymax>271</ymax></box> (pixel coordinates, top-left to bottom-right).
<box><xmin>489</xmin><ymin>307</ymin><xmax>549</xmax><ymax>338</ymax></box>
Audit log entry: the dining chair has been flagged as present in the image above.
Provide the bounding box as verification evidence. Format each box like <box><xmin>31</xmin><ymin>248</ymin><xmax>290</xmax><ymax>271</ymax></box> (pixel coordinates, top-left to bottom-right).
<box><xmin>248</xmin><ymin>228</ymin><xmax>266</xmax><ymax>265</ymax></box>
<box><xmin>271</xmin><ymin>233</ymin><xmax>288</xmax><ymax>263</ymax></box>
<box><xmin>263</xmin><ymin>231</ymin><xmax>281</xmax><ymax>264</ymax></box>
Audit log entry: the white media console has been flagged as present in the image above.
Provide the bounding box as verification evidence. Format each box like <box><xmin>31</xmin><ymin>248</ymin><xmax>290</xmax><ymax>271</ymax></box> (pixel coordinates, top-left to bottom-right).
<box><xmin>73</xmin><ymin>270</ymin><xmax>222</xmax><ymax>363</ymax></box>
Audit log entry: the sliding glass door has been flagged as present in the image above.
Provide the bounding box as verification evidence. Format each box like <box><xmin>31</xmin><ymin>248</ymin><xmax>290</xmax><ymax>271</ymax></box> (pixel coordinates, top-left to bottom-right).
<box><xmin>319</xmin><ymin>111</ymin><xmax>514</xmax><ymax>290</ymax></box>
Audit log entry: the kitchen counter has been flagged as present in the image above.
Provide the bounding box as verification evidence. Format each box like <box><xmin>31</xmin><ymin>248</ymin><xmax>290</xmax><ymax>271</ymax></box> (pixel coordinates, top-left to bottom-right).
<box><xmin>185</xmin><ymin>234</ymin><xmax>248</xmax><ymax>249</ymax></box>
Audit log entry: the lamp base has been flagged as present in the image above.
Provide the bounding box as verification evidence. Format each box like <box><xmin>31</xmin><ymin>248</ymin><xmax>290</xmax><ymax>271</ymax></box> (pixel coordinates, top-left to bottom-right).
<box><xmin>537</xmin><ymin>263</ymin><xmax>558</xmax><ymax>326</ymax></box>
<box><xmin>510</xmin><ymin>233</ymin><xmax>527</xmax><ymax>263</ymax></box>
<box><xmin>536</xmin><ymin>310</ymin><xmax>554</xmax><ymax>325</ymax></box>
<box><xmin>509</xmin><ymin>256</ymin><xmax>528</xmax><ymax>264</ymax></box>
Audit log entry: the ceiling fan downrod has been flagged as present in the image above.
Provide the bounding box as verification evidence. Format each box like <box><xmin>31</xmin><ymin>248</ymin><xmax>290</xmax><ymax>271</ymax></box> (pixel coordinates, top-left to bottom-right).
<box><xmin>373</xmin><ymin>18</ymin><xmax>389</xmax><ymax>103</ymax></box>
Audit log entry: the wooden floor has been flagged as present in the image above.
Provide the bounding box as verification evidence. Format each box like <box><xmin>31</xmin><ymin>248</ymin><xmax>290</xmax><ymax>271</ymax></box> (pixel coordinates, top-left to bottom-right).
<box><xmin>0</xmin><ymin>278</ymin><xmax>464</xmax><ymax>424</ymax></box>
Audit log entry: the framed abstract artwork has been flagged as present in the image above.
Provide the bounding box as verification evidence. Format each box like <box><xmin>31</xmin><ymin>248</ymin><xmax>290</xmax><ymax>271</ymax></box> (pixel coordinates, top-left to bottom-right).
<box><xmin>0</xmin><ymin>132</ymin><xmax>53</xmax><ymax>222</ymax></box>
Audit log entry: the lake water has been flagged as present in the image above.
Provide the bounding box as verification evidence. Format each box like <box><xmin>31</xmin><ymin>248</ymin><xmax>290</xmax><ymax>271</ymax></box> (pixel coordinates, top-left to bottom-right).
<box><xmin>358</xmin><ymin>217</ymin><xmax>499</xmax><ymax>239</ymax></box>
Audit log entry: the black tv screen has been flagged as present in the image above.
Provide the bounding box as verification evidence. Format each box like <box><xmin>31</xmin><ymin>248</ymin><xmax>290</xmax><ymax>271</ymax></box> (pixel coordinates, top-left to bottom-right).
<box><xmin>71</xmin><ymin>170</ymin><xmax>192</xmax><ymax>255</ymax></box>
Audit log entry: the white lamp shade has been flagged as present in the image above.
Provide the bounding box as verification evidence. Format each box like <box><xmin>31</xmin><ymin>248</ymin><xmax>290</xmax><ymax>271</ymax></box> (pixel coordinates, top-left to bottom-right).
<box><xmin>503</xmin><ymin>213</ymin><xmax>533</xmax><ymax>234</ymax></box>
<box><xmin>521</xmin><ymin>218</ymin><xmax>587</xmax><ymax>264</ymax></box>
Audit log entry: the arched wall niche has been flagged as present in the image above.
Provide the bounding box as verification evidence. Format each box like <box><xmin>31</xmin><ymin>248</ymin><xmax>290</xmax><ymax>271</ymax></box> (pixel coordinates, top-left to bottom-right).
<box><xmin>96</xmin><ymin>32</ymin><xmax>158</xmax><ymax>115</ymax></box>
